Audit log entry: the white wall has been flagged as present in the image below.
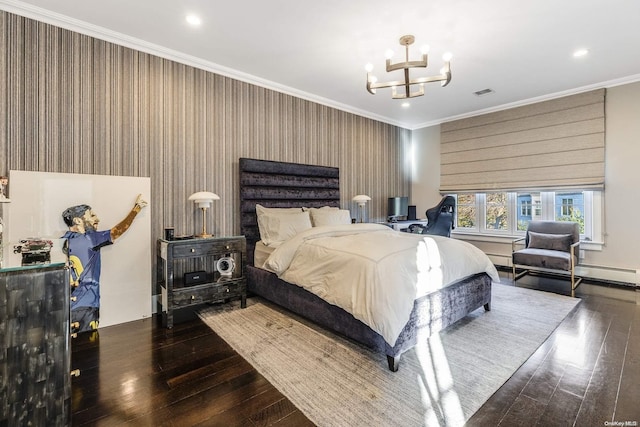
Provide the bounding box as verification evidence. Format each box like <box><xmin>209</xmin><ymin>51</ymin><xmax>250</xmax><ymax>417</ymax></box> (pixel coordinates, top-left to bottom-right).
<box><xmin>590</xmin><ymin>82</ymin><xmax>640</xmax><ymax>270</ymax></box>
<box><xmin>410</xmin><ymin>126</ymin><xmax>443</xmax><ymax>219</ymax></box>
<box><xmin>411</xmin><ymin>81</ymin><xmax>640</xmax><ymax>283</ymax></box>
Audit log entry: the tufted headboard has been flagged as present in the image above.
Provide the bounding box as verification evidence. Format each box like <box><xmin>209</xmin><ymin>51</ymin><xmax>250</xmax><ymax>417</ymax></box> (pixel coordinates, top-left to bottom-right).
<box><xmin>239</xmin><ymin>157</ymin><xmax>340</xmax><ymax>266</ymax></box>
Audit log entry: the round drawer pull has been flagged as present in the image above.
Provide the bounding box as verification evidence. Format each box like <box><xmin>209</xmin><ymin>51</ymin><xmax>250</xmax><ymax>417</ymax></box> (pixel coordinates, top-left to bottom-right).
<box><xmin>191</xmin><ymin>248</ymin><xmax>195</xmax><ymax>253</ymax></box>
<box><xmin>190</xmin><ymin>295</ymin><xmax>195</xmax><ymax>300</ymax></box>
<box><xmin>225</xmin><ymin>288</ymin><xmax>230</xmax><ymax>293</ymax></box>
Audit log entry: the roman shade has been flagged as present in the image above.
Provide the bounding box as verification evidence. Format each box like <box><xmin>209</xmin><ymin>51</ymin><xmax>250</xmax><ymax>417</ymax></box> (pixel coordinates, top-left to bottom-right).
<box><xmin>440</xmin><ymin>89</ymin><xmax>605</xmax><ymax>193</ymax></box>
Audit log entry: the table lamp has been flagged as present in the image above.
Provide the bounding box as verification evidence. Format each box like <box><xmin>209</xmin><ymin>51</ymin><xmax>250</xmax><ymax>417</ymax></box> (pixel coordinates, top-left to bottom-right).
<box><xmin>188</xmin><ymin>191</ymin><xmax>220</xmax><ymax>237</ymax></box>
<box><xmin>352</xmin><ymin>194</ymin><xmax>371</xmax><ymax>223</ymax></box>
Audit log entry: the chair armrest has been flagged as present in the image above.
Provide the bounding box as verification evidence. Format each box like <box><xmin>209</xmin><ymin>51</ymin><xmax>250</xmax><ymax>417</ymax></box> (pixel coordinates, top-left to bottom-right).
<box><xmin>570</xmin><ymin>241</ymin><xmax>580</xmax><ymax>262</ymax></box>
<box><xmin>512</xmin><ymin>237</ymin><xmax>526</xmax><ymax>253</ymax></box>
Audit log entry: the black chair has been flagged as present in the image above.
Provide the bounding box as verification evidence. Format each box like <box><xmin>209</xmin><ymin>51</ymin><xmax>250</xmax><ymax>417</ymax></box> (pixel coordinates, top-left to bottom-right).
<box><xmin>408</xmin><ymin>196</ymin><xmax>456</xmax><ymax>237</ymax></box>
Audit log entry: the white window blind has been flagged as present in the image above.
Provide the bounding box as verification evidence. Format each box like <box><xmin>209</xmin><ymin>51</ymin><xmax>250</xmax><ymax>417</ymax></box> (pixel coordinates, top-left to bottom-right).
<box><xmin>440</xmin><ymin>89</ymin><xmax>605</xmax><ymax>193</ymax></box>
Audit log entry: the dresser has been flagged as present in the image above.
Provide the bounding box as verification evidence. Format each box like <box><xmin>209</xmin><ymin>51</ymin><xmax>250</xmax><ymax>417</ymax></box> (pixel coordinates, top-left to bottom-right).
<box><xmin>0</xmin><ymin>263</ymin><xmax>71</xmax><ymax>426</ymax></box>
<box><xmin>157</xmin><ymin>236</ymin><xmax>247</xmax><ymax>328</ymax></box>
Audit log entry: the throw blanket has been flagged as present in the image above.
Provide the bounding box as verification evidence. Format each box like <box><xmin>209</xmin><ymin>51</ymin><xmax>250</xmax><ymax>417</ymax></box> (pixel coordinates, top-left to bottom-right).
<box><xmin>263</xmin><ymin>224</ymin><xmax>500</xmax><ymax>346</ymax></box>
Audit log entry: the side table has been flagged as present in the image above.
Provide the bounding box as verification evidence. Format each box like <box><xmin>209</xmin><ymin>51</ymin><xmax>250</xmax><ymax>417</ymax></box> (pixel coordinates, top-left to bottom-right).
<box><xmin>157</xmin><ymin>235</ymin><xmax>247</xmax><ymax>328</ymax></box>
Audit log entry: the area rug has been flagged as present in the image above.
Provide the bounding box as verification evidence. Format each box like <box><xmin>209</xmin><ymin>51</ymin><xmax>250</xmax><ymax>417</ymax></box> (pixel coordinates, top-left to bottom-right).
<box><xmin>198</xmin><ymin>284</ymin><xmax>580</xmax><ymax>427</ymax></box>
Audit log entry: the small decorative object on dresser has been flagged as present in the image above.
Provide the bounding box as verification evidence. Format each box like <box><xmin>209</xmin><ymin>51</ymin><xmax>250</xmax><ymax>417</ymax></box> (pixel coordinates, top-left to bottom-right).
<box><xmin>216</xmin><ymin>256</ymin><xmax>235</xmax><ymax>277</ymax></box>
<box><xmin>157</xmin><ymin>235</ymin><xmax>246</xmax><ymax>328</ymax></box>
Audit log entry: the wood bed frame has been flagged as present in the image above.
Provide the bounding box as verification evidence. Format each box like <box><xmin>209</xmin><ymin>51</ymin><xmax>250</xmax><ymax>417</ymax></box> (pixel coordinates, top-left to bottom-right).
<box><xmin>239</xmin><ymin>157</ymin><xmax>492</xmax><ymax>371</ymax></box>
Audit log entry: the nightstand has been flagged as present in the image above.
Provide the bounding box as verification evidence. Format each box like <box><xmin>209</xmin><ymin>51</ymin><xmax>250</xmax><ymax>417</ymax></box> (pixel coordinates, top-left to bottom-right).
<box><xmin>157</xmin><ymin>235</ymin><xmax>247</xmax><ymax>328</ymax></box>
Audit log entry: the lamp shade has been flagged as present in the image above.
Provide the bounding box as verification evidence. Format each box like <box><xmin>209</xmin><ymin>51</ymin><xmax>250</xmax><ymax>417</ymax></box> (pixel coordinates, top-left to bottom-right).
<box><xmin>352</xmin><ymin>194</ymin><xmax>371</xmax><ymax>206</ymax></box>
<box><xmin>188</xmin><ymin>191</ymin><xmax>220</xmax><ymax>208</ymax></box>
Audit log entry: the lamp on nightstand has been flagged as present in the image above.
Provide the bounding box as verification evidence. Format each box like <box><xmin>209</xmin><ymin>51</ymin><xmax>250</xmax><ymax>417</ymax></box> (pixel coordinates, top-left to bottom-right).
<box><xmin>188</xmin><ymin>191</ymin><xmax>220</xmax><ymax>237</ymax></box>
<box><xmin>352</xmin><ymin>194</ymin><xmax>371</xmax><ymax>223</ymax></box>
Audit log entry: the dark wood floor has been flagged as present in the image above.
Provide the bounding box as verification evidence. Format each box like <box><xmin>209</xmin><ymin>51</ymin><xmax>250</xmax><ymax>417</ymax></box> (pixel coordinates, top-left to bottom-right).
<box><xmin>71</xmin><ymin>276</ymin><xmax>640</xmax><ymax>426</ymax></box>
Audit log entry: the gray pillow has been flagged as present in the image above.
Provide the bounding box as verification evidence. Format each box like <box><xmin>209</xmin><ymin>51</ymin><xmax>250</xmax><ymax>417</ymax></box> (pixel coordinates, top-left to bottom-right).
<box><xmin>527</xmin><ymin>231</ymin><xmax>573</xmax><ymax>252</ymax></box>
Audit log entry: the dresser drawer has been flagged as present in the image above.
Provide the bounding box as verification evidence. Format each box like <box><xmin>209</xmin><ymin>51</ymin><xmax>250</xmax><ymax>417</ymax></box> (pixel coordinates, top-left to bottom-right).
<box><xmin>172</xmin><ymin>280</ymin><xmax>245</xmax><ymax>307</ymax></box>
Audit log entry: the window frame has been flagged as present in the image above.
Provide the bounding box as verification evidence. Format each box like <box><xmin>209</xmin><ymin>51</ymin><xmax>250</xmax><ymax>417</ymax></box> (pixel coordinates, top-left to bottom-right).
<box><xmin>451</xmin><ymin>190</ymin><xmax>601</xmax><ymax>244</ymax></box>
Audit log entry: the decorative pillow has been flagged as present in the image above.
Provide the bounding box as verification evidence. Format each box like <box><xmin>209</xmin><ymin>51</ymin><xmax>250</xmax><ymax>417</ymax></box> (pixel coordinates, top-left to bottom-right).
<box><xmin>256</xmin><ymin>205</ymin><xmax>311</xmax><ymax>246</ymax></box>
<box><xmin>309</xmin><ymin>208</ymin><xmax>352</xmax><ymax>227</ymax></box>
<box><xmin>527</xmin><ymin>231</ymin><xmax>573</xmax><ymax>252</ymax></box>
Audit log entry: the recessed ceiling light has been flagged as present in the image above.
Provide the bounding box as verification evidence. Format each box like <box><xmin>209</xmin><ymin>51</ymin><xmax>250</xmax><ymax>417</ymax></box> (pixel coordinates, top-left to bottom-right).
<box><xmin>401</xmin><ymin>102</ymin><xmax>410</xmax><ymax>108</ymax></box>
<box><xmin>573</xmin><ymin>48</ymin><xmax>589</xmax><ymax>58</ymax></box>
<box><xmin>186</xmin><ymin>14</ymin><xmax>202</xmax><ymax>26</ymax></box>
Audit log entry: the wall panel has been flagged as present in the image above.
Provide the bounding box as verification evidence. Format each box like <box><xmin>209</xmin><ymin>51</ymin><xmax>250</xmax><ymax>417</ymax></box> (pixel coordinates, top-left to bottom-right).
<box><xmin>0</xmin><ymin>11</ymin><xmax>410</xmax><ymax>271</ymax></box>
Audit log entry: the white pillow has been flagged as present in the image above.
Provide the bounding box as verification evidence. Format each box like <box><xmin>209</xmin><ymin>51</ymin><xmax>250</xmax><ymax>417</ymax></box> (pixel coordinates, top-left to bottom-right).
<box><xmin>256</xmin><ymin>205</ymin><xmax>312</xmax><ymax>246</ymax></box>
<box><xmin>309</xmin><ymin>208</ymin><xmax>352</xmax><ymax>227</ymax></box>
<box><xmin>302</xmin><ymin>206</ymin><xmax>339</xmax><ymax>212</ymax></box>
<box><xmin>256</xmin><ymin>204</ymin><xmax>302</xmax><ymax>215</ymax></box>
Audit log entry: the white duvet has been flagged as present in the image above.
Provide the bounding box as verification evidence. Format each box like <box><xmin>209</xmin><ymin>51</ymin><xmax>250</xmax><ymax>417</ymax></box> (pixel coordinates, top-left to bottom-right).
<box><xmin>262</xmin><ymin>223</ymin><xmax>500</xmax><ymax>346</ymax></box>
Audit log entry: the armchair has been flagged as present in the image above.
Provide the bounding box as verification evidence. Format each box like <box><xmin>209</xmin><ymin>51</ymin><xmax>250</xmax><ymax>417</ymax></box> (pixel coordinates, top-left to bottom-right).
<box><xmin>512</xmin><ymin>220</ymin><xmax>582</xmax><ymax>296</ymax></box>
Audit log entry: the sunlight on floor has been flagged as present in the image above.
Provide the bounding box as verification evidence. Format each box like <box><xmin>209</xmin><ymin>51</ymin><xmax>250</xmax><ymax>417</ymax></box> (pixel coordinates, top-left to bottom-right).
<box><xmin>415</xmin><ymin>333</ymin><xmax>465</xmax><ymax>426</ymax></box>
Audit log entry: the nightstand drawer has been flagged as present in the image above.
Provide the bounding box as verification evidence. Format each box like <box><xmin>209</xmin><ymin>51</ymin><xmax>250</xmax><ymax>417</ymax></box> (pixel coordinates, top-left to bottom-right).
<box><xmin>172</xmin><ymin>239</ymin><xmax>245</xmax><ymax>258</ymax></box>
<box><xmin>172</xmin><ymin>280</ymin><xmax>245</xmax><ymax>307</ymax></box>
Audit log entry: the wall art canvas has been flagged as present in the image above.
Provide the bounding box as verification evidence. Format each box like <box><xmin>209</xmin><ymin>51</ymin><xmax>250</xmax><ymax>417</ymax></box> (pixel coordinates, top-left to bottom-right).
<box><xmin>5</xmin><ymin>171</ymin><xmax>152</xmax><ymax>329</ymax></box>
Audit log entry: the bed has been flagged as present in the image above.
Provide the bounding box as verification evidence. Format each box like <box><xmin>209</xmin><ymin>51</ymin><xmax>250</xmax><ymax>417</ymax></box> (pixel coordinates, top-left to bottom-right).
<box><xmin>239</xmin><ymin>157</ymin><xmax>497</xmax><ymax>371</ymax></box>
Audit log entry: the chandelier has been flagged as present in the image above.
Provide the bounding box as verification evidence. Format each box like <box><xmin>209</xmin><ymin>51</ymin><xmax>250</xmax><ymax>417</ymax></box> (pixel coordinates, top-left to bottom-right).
<box><xmin>366</xmin><ymin>35</ymin><xmax>452</xmax><ymax>99</ymax></box>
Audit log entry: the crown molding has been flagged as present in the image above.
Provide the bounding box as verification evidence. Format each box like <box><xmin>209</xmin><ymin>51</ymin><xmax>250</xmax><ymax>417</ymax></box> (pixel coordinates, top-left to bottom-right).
<box><xmin>3</xmin><ymin>1</ymin><xmax>640</xmax><ymax>132</ymax></box>
<box><xmin>413</xmin><ymin>73</ymin><xmax>640</xmax><ymax>130</ymax></box>
<box><xmin>0</xmin><ymin>0</ymin><xmax>406</xmax><ymax>129</ymax></box>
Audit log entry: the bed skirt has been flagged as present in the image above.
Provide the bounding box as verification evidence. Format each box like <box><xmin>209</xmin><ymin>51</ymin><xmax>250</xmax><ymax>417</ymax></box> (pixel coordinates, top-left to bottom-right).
<box><xmin>247</xmin><ymin>266</ymin><xmax>492</xmax><ymax>371</ymax></box>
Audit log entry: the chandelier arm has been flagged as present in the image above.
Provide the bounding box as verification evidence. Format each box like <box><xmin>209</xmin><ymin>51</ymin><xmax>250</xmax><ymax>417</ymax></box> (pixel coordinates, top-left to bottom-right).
<box><xmin>368</xmin><ymin>78</ymin><xmax>412</xmax><ymax>90</ymax></box>
<box><xmin>392</xmin><ymin>86</ymin><xmax>425</xmax><ymax>99</ymax></box>
<box><xmin>386</xmin><ymin>56</ymin><xmax>428</xmax><ymax>72</ymax></box>
<box><xmin>410</xmin><ymin>74</ymin><xmax>450</xmax><ymax>85</ymax></box>
<box><xmin>369</xmin><ymin>72</ymin><xmax>451</xmax><ymax>91</ymax></box>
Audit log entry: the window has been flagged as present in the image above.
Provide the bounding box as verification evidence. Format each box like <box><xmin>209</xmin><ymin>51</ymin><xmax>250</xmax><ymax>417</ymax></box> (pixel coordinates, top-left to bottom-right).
<box><xmin>556</xmin><ymin>192</ymin><xmax>585</xmax><ymax>233</ymax></box>
<box><xmin>456</xmin><ymin>194</ymin><xmax>477</xmax><ymax>230</ymax></box>
<box><xmin>485</xmin><ymin>193</ymin><xmax>508</xmax><ymax>231</ymax></box>
<box><xmin>534</xmin><ymin>200</ymin><xmax>542</xmax><ymax>217</ymax></box>
<box><xmin>520</xmin><ymin>199</ymin><xmax>532</xmax><ymax>217</ymax></box>
<box><xmin>561</xmin><ymin>198</ymin><xmax>574</xmax><ymax>216</ymax></box>
<box><xmin>452</xmin><ymin>190</ymin><xmax>599</xmax><ymax>241</ymax></box>
<box><xmin>516</xmin><ymin>192</ymin><xmax>542</xmax><ymax>231</ymax></box>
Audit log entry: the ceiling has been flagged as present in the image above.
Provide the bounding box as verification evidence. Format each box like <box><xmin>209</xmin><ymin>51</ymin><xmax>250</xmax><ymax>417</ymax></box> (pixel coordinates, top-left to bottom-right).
<box><xmin>3</xmin><ymin>0</ymin><xmax>640</xmax><ymax>129</ymax></box>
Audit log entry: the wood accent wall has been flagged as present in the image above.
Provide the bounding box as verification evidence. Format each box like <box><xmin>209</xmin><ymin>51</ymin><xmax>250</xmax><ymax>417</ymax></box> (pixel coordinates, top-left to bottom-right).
<box><xmin>440</xmin><ymin>89</ymin><xmax>605</xmax><ymax>192</ymax></box>
<box><xmin>0</xmin><ymin>12</ymin><xmax>410</xmax><ymax>246</ymax></box>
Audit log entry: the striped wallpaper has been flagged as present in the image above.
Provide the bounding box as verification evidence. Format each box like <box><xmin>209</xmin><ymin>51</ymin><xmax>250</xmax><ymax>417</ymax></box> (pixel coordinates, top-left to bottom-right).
<box><xmin>0</xmin><ymin>11</ymin><xmax>411</xmax><ymax>249</ymax></box>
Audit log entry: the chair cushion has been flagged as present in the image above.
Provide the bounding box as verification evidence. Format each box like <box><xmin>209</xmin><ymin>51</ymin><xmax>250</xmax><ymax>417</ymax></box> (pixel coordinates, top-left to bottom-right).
<box><xmin>513</xmin><ymin>248</ymin><xmax>573</xmax><ymax>271</ymax></box>
<box><xmin>527</xmin><ymin>231</ymin><xmax>573</xmax><ymax>252</ymax></box>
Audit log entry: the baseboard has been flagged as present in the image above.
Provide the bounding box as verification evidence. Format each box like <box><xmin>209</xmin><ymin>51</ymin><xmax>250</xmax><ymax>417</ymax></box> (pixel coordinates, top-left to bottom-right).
<box><xmin>488</xmin><ymin>254</ymin><xmax>639</xmax><ymax>288</ymax></box>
